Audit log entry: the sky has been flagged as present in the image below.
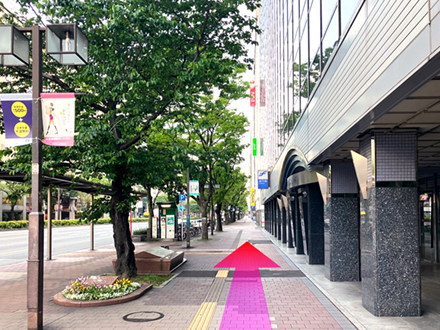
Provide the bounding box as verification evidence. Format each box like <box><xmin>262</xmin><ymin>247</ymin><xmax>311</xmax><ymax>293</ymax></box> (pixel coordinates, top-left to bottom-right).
<box><xmin>233</xmin><ymin>6</ymin><xmax>257</xmax><ymax>178</ymax></box>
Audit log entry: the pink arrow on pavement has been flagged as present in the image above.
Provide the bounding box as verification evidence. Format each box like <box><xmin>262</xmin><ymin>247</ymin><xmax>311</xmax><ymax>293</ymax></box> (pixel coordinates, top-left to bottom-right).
<box><xmin>215</xmin><ymin>242</ymin><xmax>280</xmax><ymax>330</ymax></box>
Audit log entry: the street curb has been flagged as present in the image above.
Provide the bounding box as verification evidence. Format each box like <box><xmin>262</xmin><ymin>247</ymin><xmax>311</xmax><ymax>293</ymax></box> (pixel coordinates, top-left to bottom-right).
<box><xmin>53</xmin><ymin>284</ymin><xmax>152</xmax><ymax>308</ymax></box>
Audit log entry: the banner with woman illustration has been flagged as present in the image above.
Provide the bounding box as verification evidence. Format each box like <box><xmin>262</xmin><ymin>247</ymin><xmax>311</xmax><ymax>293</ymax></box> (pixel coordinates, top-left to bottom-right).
<box><xmin>41</xmin><ymin>93</ymin><xmax>75</xmax><ymax>146</ymax></box>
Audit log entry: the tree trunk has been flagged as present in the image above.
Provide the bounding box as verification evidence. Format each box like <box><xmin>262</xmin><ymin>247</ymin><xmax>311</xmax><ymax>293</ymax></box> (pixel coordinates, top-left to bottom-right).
<box><xmin>201</xmin><ymin>206</ymin><xmax>209</xmax><ymax>239</ymax></box>
<box><xmin>195</xmin><ymin>182</ymin><xmax>210</xmax><ymax>240</ymax></box>
<box><xmin>146</xmin><ymin>187</ymin><xmax>153</xmax><ymax>239</ymax></box>
<box><xmin>111</xmin><ymin>173</ymin><xmax>137</xmax><ymax>279</ymax></box>
<box><xmin>10</xmin><ymin>204</ymin><xmax>16</xmax><ymax>221</ymax></box>
<box><xmin>215</xmin><ymin>202</ymin><xmax>222</xmax><ymax>232</ymax></box>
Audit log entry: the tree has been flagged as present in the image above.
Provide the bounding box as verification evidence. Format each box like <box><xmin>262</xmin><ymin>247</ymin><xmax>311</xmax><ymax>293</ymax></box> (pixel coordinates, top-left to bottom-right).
<box><xmin>1</xmin><ymin>0</ymin><xmax>259</xmax><ymax>278</ymax></box>
<box><xmin>183</xmin><ymin>87</ymin><xmax>249</xmax><ymax>238</ymax></box>
<box><xmin>0</xmin><ymin>181</ymin><xmax>30</xmax><ymax>220</ymax></box>
<box><xmin>213</xmin><ymin>166</ymin><xmax>248</xmax><ymax>228</ymax></box>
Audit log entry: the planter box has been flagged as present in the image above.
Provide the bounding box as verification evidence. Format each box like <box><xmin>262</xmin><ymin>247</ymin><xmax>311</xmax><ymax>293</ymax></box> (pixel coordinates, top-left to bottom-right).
<box><xmin>131</xmin><ymin>234</ymin><xmax>148</xmax><ymax>242</ymax></box>
<box><xmin>113</xmin><ymin>247</ymin><xmax>184</xmax><ymax>275</ymax></box>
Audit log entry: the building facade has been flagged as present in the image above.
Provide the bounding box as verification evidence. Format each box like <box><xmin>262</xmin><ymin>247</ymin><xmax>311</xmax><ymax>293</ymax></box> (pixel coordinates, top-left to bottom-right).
<box><xmin>254</xmin><ymin>0</ymin><xmax>440</xmax><ymax>317</ymax></box>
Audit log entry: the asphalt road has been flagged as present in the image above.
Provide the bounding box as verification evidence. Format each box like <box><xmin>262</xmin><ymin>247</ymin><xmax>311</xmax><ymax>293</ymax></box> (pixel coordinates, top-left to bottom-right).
<box><xmin>0</xmin><ymin>222</ymin><xmax>147</xmax><ymax>267</ymax></box>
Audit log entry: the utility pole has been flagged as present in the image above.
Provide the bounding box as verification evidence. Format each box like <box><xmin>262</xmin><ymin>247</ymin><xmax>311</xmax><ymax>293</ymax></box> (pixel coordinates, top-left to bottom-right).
<box><xmin>186</xmin><ymin>167</ymin><xmax>191</xmax><ymax>248</ymax></box>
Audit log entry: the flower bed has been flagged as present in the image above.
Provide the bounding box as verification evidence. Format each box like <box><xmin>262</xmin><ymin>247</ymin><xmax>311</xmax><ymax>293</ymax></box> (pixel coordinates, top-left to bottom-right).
<box><xmin>62</xmin><ymin>277</ymin><xmax>141</xmax><ymax>301</ymax></box>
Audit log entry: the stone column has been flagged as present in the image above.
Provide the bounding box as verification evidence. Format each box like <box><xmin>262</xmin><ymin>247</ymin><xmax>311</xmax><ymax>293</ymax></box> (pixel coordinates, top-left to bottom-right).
<box><xmin>293</xmin><ymin>190</ymin><xmax>304</xmax><ymax>254</ymax></box>
<box><xmin>324</xmin><ymin>162</ymin><xmax>360</xmax><ymax>281</ymax></box>
<box><xmin>360</xmin><ymin>134</ymin><xmax>420</xmax><ymax>317</ymax></box>
<box><xmin>305</xmin><ymin>183</ymin><xmax>324</xmax><ymax>265</ymax></box>
<box><xmin>271</xmin><ymin>200</ymin><xmax>275</xmax><ymax>236</ymax></box>
<box><xmin>277</xmin><ymin>198</ymin><xmax>282</xmax><ymax>240</ymax></box>
<box><xmin>280</xmin><ymin>197</ymin><xmax>287</xmax><ymax>244</ymax></box>
<box><xmin>69</xmin><ymin>198</ymin><xmax>76</xmax><ymax>220</ymax></box>
<box><xmin>284</xmin><ymin>193</ymin><xmax>294</xmax><ymax>248</ymax></box>
<box><xmin>22</xmin><ymin>194</ymin><xmax>27</xmax><ymax>220</ymax></box>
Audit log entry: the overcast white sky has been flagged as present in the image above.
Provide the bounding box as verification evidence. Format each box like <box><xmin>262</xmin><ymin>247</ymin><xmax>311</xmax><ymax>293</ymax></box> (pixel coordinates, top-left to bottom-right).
<box><xmin>234</xmin><ymin>6</ymin><xmax>257</xmax><ymax>178</ymax></box>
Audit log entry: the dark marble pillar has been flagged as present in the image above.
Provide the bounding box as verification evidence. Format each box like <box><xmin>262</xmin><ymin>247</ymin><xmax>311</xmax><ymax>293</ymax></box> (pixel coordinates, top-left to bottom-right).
<box><xmin>287</xmin><ymin>192</ymin><xmax>294</xmax><ymax>248</ymax></box>
<box><xmin>293</xmin><ymin>191</ymin><xmax>304</xmax><ymax>254</ymax></box>
<box><xmin>273</xmin><ymin>199</ymin><xmax>277</xmax><ymax>238</ymax></box>
<box><xmin>281</xmin><ymin>197</ymin><xmax>287</xmax><ymax>244</ymax></box>
<box><xmin>268</xmin><ymin>201</ymin><xmax>272</xmax><ymax>234</ymax></box>
<box><xmin>271</xmin><ymin>200</ymin><xmax>275</xmax><ymax>236</ymax></box>
<box><xmin>305</xmin><ymin>183</ymin><xmax>324</xmax><ymax>265</ymax></box>
<box><xmin>325</xmin><ymin>196</ymin><xmax>360</xmax><ymax>280</ymax></box>
<box><xmin>277</xmin><ymin>198</ymin><xmax>282</xmax><ymax>241</ymax></box>
<box><xmin>324</xmin><ymin>162</ymin><xmax>360</xmax><ymax>281</ymax></box>
<box><xmin>359</xmin><ymin>134</ymin><xmax>420</xmax><ymax>317</ymax></box>
<box><xmin>361</xmin><ymin>187</ymin><xmax>419</xmax><ymax>316</ymax></box>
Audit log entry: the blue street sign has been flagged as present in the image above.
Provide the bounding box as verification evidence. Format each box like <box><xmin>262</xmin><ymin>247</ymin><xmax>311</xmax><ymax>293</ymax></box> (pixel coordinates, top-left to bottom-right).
<box><xmin>179</xmin><ymin>194</ymin><xmax>186</xmax><ymax>201</ymax></box>
<box><xmin>258</xmin><ymin>170</ymin><xmax>269</xmax><ymax>189</ymax></box>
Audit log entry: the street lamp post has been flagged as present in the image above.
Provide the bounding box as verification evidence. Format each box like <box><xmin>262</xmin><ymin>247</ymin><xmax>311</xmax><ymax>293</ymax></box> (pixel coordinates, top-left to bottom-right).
<box><xmin>0</xmin><ymin>23</ymin><xmax>88</xmax><ymax>330</ymax></box>
<box><xmin>186</xmin><ymin>167</ymin><xmax>191</xmax><ymax>248</ymax></box>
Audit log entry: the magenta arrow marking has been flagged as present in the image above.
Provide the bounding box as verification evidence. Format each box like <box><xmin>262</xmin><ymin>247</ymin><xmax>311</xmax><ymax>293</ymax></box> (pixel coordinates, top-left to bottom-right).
<box><xmin>215</xmin><ymin>242</ymin><xmax>280</xmax><ymax>330</ymax></box>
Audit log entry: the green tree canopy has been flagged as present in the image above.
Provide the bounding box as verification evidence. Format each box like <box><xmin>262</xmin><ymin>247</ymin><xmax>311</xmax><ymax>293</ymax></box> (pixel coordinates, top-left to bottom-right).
<box><xmin>0</xmin><ymin>0</ymin><xmax>260</xmax><ymax>278</ymax></box>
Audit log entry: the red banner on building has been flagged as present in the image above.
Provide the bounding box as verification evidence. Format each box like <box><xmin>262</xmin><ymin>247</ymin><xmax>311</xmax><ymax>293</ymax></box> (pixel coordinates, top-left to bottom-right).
<box><xmin>260</xmin><ymin>79</ymin><xmax>266</xmax><ymax>107</ymax></box>
<box><xmin>250</xmin><ymin>80</ymin><xmax>256</xmax><ymax>107</ymax></box>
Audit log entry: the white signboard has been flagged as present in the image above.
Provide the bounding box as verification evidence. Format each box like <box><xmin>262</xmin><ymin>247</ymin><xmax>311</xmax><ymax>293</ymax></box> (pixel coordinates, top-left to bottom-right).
<box><xmin>189</xmin><ymin>180</ymin><xmax>199</xmax><ymax>196</ymax></box>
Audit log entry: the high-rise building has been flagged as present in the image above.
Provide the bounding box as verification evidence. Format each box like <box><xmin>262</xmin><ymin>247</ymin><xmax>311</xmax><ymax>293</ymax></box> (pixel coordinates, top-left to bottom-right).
<box><xmin>255</xmin><ymin>0</ymin><xmax>440</xmax><ymax>318</ymax></box>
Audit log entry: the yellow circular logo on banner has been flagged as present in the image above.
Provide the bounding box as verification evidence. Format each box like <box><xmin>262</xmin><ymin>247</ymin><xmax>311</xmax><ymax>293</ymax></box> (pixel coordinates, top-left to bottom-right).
<box><xmin>11</xmin><ymin>102</ymin><xmax>27</xmax><ymax>118</ymax></box>
<box><xmin>14</xmin><ymin>122</ymin><xmax>30</xmax><ymax>137</ymax></box>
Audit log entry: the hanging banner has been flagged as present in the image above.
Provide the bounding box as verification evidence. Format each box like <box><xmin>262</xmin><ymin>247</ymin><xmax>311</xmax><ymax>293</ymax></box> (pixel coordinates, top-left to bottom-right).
<box><xmin>189</xmin><ymin>180</ymin><xmax>199</xmax><ymax>196</ymax></box>
<box><xmin>0</xmin><ymin>93</ymin><xmax>33</xmax><ymax>148</ymax></box>
<box><xmin>253</xmin><ymin>138</ymin><xmax>257</xmax><ymax>156</ymax></box>
<box><xmin>250</xmin><ymin>80</ymin><xmax>256</xmax><ymax>107</ymax></box>
<box><xmin>260</xmin><ymin>79</ymin><xmax>266</xmax><ymax>106</ymax></box>
<box><xmin>250</xmin><ymin>188</ymin><xmax>256</xmax><ymax>209</ymax></box>
<box><xmin>41</xmin><ymin>93</ymin><xmax>75</xmax><ymax>147</ymax></box>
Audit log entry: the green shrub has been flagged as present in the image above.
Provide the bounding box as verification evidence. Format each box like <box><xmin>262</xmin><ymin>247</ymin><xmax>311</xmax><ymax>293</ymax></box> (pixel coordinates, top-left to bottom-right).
<box><xmin>132</xmin><ymin>228</ymin><xmax>148</xmax><ymax>235</ymax></box>
<box><xmin>96</xmin><ymin>218</ymin><xmax>111</xmax><ymax>224</ymax></box>
<box><xmin>0</xmin><ymin>215</ymin><xmax>150</xmax><ymax>230</ymax></box>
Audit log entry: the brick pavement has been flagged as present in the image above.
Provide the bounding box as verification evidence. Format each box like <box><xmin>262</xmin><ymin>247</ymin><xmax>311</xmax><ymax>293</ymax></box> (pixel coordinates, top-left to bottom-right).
<box><xmin>0</xmin><ymin>219</ymin><xmax>356</xmax><ymax>330</ymax></box>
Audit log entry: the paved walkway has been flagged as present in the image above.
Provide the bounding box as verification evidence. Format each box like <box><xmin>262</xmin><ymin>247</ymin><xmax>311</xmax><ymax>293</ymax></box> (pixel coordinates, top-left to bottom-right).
<box><xmin>0</xmin><ymin>218</ymin><xmax>356</xmax><ymax>330</ymax></box>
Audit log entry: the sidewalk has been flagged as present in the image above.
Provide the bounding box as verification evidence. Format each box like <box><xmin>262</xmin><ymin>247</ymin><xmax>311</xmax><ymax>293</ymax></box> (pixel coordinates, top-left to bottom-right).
<box><xmin>0</xmin><ymin>218</ymin><xmax>356</xmax><ymax>330</ymax></box>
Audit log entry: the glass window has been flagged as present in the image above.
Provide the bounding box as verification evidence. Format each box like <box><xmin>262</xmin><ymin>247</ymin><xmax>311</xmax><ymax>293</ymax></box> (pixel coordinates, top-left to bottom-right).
<box><xmin>299</xmin><ymin>20</ymin><xmax>308</xmax><ymax>96</ymax></box>
<box><xmin>322</xmin><ymin>10</ymin><xmax>338</xmax><ymax>71</ymax></box>
<box><xmin>288</xmin><ymin>0</ymin><xmax>293</xmax><ymax>14</ymax></box>
<box><xmin>293</xmin><ymin>59</ymin><xmax>300</xmax><ymax>113</ymax></box>
<box><xmin>300</xmin><ymin>3</ymin><xmax>308</xmax><ymax>39</ymax></box>
<box><xmin>309</xmin><ymin>46</ymin><xmax>320</xmax><ymax>95</ymax></box>
<box><xmin>288</xmin><ymin>69</ymin><xmax>294</xmax><ymax>116</ymax></box>
<box><xmin>341</xmin><ymin>0</ymin><xmax>360</xmax><ymax>34</ymax></box>
<box><xmin>293</xmin><ymin>0</ymin><xmax>299</xmax><ymax>41</ymax></box>
<box><xmin>308</xmin><ymin>0</ymin><xmax>320</xmax><ymax>68</ymax></box>
<box><xmin>287</xmin><ymin>113</ymin><xmax>294</xmax><ymax>135</ymax></box>
<box><xmin>299</xmin><ymin>0</ymin><xmax>307</xmax><ymax>13</ymax></box>
<box><xmin>302</xmin><ymin>74</ymin><xmax>309</xmax><ymax>100</ymax></box>
<box><xmin>322</xmin><ymin>0</ymin><xmax>337</xmax><ymax>30</ymax></box>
